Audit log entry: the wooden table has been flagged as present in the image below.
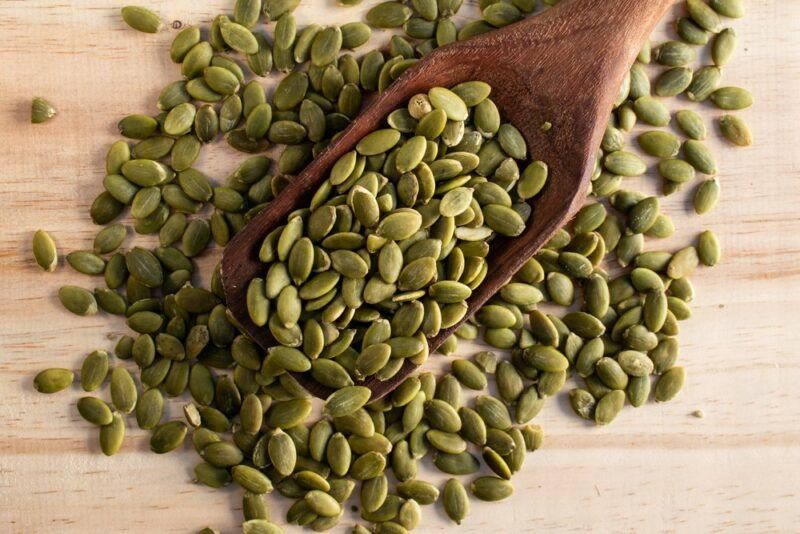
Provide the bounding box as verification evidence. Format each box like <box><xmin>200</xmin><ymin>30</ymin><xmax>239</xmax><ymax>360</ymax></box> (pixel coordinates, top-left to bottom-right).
<box><xmin>1</xmin><ymin>1</ymin><xmax>798</xmax><ymax>532</ymax></box>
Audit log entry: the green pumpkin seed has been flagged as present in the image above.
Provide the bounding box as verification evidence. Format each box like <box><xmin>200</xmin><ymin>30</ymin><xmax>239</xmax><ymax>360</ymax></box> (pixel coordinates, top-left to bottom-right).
<box><xmin>58</xmin><ymin>286</ymin><xmax>98</xmax><ymax>316</ymax></box>
<box><xmin>676</xmin><ymin>17</ymin><xmax>709</xmax><ymax>45</ymax></box>
<box><xmin>150</xmin><ymin>421</ymin><xmax>188</xmax><ymax>454</ymax></box>
<box><xmin>100</xmin><ymin>412</ymin><xmax>125</xmax><ymax>456</ymax></box>
<box><xmin>470</xmin><ymin>476</ymin><xmax>513</xmax><ymax>501</ymax></box>
<box><xmin>710</xmin><ymin>86</ymin><xmax>753</xmax><ymax>110</ymax></box>
<box><xmin>110</xmin><ymin>367</ymin><xmax>137</xmax><ymax>413</ymax></box>
<box><xmin>32</xmin><ymin>230</ymin><xmax>58</xmax><ymax>272</ymax></box>
<box><xmin>77</xmin><ymin>396</ymin><xmax>114</xmax><ymax>426</ymax></box>
<box><xmin>333</xmin><ymin>23</ymin><xmax>367</xmax><ymax>51</ymax></box>
<box><xmin>595</xmin><ymin>389</ymin><xmax>625</xmax><ymax>425</ymax></box>
<box><xmin>686</xmin><ymin>0</ymin><xmax>722</xmax><ymax>32</ymax></box>
<box><xmin>135</xmin><ymin>388</ymin><xmax>164</xmax><ymax>429</ymax></box>
<box><xmin>435</xmin><ymin>450</ymin><xmax>481</xmax><ymax>475</ymax></box>
<box><xmin>655</xmin><ymin>366</ymin><xmax>685</xmax><ymax>401</ymax></box>
<box><xmin>311</xmin><ymin>26</ymin><xmax>343</xmax><ymax>67</ymax></box>
<box><xmin>604</xmin><ymin>151</ymin><xmax>646</xmax><ymax>176</ymax></box>
<box><xmin>367</xmin><ymin>2</ymin><xmax>413</xmax><ymax>28</ymax></box>
<box><xmin>693</xmin><ymin>178</ymin><xmax>720</xmax><ymax>214</ymax></box>
<box><xmin>655</xmin><ymin>67</ymin><xmax>693</xmax><ymax>97</ymax></box>
<box><xmin>719</xmin><ymin>115</ymin><xmax>752</xmax><ymax>147</ymax></box>
<box><xmin>33</xmin><ymin>368</ymin><xmax>74</xmax><ymax>394</ymax></box>
<box><xmin>638</xmin><ymin>131</ymin><xmax>681</xmax><ymax>158</ymax></box>
<box><xmin>31</xmin><ymin>97</ymin><xmax>56</xmax><ymax>124</ymax></box>
<box><xmin>712</xmin><ymin>28</ymin><xmax>737</xmax><ymax>66</ymax></box>
<box><xmin>683</xmin><ymin>140</ymin><xmax>717</xmax><ymax>175</ymax></box>
<box><xmin>202</xmin><ymin>441</ymin><xmax>245</xmax><ymax>468</ymax></box>
<box><xmin>232</xmin><ymin>465</ymin><xmax>273</xmax><ymax>494</ymax></box>
<box><xmin>658</xmin><ymin>159</ymin><xmax>696</xmax><ymax>184</ymax></box>
<box><xmin>121</xmin><ymin>5</ymin><xmax>163</xmax><ymax>33</ymax></box>
<box><xmin>428</xmin><ymin>87</ymin><xmax>468</xmax><ymax>122</ymax></box>
<box><xmin>324</xmin><ymin>386</ymin><xmax>372</xmax><ymax>418</ymax></box>
<box><xmin>698</xmin><ymin>230</ymin><xmax>721</xmax><ymax>266</ymax></box>
<box><xmin>396</xmin><ymin>479</ymin><xmax>440</xmax><ymax>505</ymax></box>
<box><xmin>686</xmin><ymin>66</ymin><xmax>722</xmax><ymax>102</ymax></box>
<box><xmin>221</xmin><ymin>21</ymin><xmax>259</xmax><ymax>54</ymax></box>
<box><xmin>80</xmin><ymin>350</ymin><xmax>109</xmax><ymax>392</ymax></box>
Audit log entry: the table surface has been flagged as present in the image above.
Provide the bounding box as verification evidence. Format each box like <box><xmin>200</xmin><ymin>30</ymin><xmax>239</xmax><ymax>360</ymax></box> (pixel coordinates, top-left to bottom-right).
<box><xmin>1</xmin><ymin>1</ymin><xmax>799</xmax><ymax>533</ymax></box>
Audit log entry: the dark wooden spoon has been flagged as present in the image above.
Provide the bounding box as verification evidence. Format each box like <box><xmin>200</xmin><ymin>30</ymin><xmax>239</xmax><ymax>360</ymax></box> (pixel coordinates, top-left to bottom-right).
<box><xmin>222</xmin><ymin>0</ymin><xmax>675</xmax><ymax>400</ymax></box>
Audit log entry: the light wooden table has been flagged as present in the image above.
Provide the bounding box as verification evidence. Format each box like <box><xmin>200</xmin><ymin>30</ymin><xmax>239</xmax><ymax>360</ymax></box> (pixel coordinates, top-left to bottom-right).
<box><xmin>1</xmin><ymin>1</ymin><xmax>799</xmax><ymax>532</ymax></box>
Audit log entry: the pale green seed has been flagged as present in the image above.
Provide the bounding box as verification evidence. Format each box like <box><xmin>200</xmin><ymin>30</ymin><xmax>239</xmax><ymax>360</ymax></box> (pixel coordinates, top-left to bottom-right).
<box><xmin>135</xmin><ymin>388</ymin><xmax>164</xmax><ymax>429</ymax></box>
<box><xmin>202</xmin><ymin>441</ymin><xmax>245</xmax><ymax>468</ymax></box>
<box><xmin>361</xmin><ymin>474</ymin><xmax>389</xmax><ymax>513</ymax></box>
<box><xmin>712</xmin><ymin>28</ymin><xmax>737</xmax><ymax>66</ymax></box>
<box><xmin>655</xmin><ymin>366</ymin><xmax>685</xmax><ymax>402</ymax></box>
<box><xmin>100</xmin><ymin>412</ymin><xmax>125</xmax><ymax>456</ymax></box>
<box><xmin>33</xmin><ymin>368</ymin><xmax>74</xmax><ymax>394</ymax></box>
<box><xmin>710</xmin><ymin>87</ymin><xmax>753</xmax><ymax>110</ymax></box>
<box><xmin>357</xmin><ymin>129</ymin><xmax>402</xmax><ymax>156</ymax></box>
<box><xmin>325</xmin><ymin>386</ymin><xmax>372</xmax><ymax>418</ymax></box>
<box><xmin>698</xmin><ymin>230</ymin><xmax>721</xmax><ymax>266</ymax></box>
<box><xmin>604</xmin><ymin>151</ymin><xmax>646</xmax><ymax>176</ymax></box>
<box><xmin>483</xmin><ymin>204</ymin><xmax>525</xmax><ymax>236</ymax></box>
<box><xmin>396</xmin><ymin>479</ymin><xmax>440</xmax><ymax>505</ymax></box>
<box><xmin>121</xmin><ymin>6</ymin><xmax>163</xmax><ymax>33</ymax></box>
<box><xmin>675</xmin><ymin>109</ymin><xmax>707</xmax><ymax>140</ymax></box>
<box><xmin>686</xmin><ymin>0</ymin><xmax>722</xmax><ymax>32</ymax></box>
<box><xmin>268</xmin><ymin>429</ymin><xmax>297</xmax><ymax>475</ymax></box>
<box><xmin>687</xmin><ymin>66</ymin><xmax>722</xmax><ymax>102</ymax></box>
<box><xmin>683</xmin><ymin>140</ymin><xmax>717</xmax><ymax>175</ymax></box>
<box><xmin>569</xmin><ymin>388</ymin><xmax>596</xmax><ymax>419</ymax></box>
<box><xmin>710</xmin><ymin>0</ymin><xmax>744</xmax><ymax>18</ymax></box>
<box><xmin>311</xmin><ymin>26</ymin><xmax>343</xmax><ymax>67</ymax></box>
<box><xmin>655</xmin><ymin>40</ymin><xmax>695</xmax><ymax>66</ymax></box>
<box><xmin>658</xmin><ymin>159</ymin><xmax>696</xmax><ymax>184</ymax></box>
<box><xmin>77</xmin><ymin>396</ymin><xmax>114</xmax><ymax>426</ymax></box>
<box><xmin>232</xmin><ymin>465</ymin><xmax>273</xmax><ymax>494</ymax></box>
<box><xmin>428</xmin><ymin>87</ymin><xmax>468</xmax><ymax>121</ymax></box>
<box><xmin>32</xmin><ymin>230</ymin><xmax>58</xmax><ymax>272</ymax></box>
<box><xmin>58</xmin><ymin>286</ymin><xmax>98</xmax><ymax>316</ymax></box>
<box><xmin>693</xmin><ymin>178</ymin><xmax>720</xmax><ymax>214</ymax></box>
<box><xmin>150</xmin><ymin>421</ymin><xmax>188</xmax><ymax>454</ymax></box>
<box><xmin>341</xmin><ymin>22</ymin><xmax>372</xmax><ymax>49</ymax></box>
<box><xmin>676</xmin><ymin>17</ymin><xmax>709</xmax><ymax>45</ymax></box>
<box><xmin>719</xmin><ymin>115</ymin><xmax>752</xmax><ymax>147</ymax></box>
<box><xmin>80</xmin><ymin>350</ymin><xmax>109</xmax><ymax>392</ymax></box>
<box><xmin>470</xmin><ymin>476</ymin><xmax>513</xmax><ymax>501</ymax></box>
<box><xmin>366</xmin><ymin>2</ymin><xmax>413</xmax><ymax>28</ymax></box>
<box><xmin>221</xmin><ymin>22</ymin><xmax>259</xmax><ymax>54</ymax></box>
<box><xmin>110</xmin><ymin>367</ymin><xmax>137</xmax><ymax>414</ymax></box>
<box><xmin>31</xmin><ymin>97</ymin><xmax>57</xmax><ymax>124</ymax></box>
<box><xmin>655</xmin><ymin>67</ymin><xmax>693</xmax><ymax>97</ymax></box>
<box><xmin>633</xmin><ymin>96</ymin><xmax>670</xmax><ymax>127</ymax></box>
<box><xmin>638</xmin><ymin>131</ymin><xmax>681</xmax><ymax>158</ymax></box>
<box><xmin>668</xmin><ymin>246</ymin><xmax>700</xmax><ymax>280</ymax></box>
<box><xmin>434</xmin><ymin>451</ymin><xmax>480</xmax><ymax>475</ymax></box>
<box><xmin>595</xmin><ymin>389</ymin><xmax>625</xmax><ymax>425</ymax></box>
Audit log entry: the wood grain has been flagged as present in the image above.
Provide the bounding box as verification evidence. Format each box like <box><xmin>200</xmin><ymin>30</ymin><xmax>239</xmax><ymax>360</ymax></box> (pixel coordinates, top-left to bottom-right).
<box><xmin>1</xmin><ymin>1</ymin><xmax>799</xmax><ymax>533</ymax></box>
<box><xmin>221</xmin><ymin>0</ymin><xmax>674</xmax><ymax>400</ymax></box>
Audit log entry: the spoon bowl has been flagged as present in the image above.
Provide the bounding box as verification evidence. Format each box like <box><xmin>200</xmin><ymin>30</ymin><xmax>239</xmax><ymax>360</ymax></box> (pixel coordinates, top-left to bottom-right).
<box><xmin>222</xmin><ymin>0</ymin><xmax>675</xmax><ymax>399</ymax></box>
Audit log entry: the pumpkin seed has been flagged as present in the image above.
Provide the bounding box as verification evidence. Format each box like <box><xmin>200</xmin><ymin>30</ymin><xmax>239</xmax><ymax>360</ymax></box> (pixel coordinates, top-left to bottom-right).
<box><xmin>121</xmin><ymin>5</ymin><xmax>162</xmax><ymax>33</ymax></box>
<box><xmin>100</xmin><ymin>412</ymin><xmax>125</xmax><ymax>456</ymax></box>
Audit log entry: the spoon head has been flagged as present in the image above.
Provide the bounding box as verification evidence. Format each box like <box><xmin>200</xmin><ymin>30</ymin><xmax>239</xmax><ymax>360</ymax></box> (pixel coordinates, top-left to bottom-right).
<box><xmin>222</xmin><ymin>0</ymin><xmax>660</xmax><ymax>400</ymax></box>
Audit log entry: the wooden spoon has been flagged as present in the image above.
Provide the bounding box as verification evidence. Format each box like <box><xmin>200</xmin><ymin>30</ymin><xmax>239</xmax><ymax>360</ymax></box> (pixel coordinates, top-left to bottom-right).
<box><xmin>222</xmin><ymin>0</ymin><xmax>676</xmax><ymax>400</ymax></box>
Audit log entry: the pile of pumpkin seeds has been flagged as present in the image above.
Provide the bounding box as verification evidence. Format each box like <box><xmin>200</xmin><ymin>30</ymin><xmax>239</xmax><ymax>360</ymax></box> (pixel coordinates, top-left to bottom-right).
<box><xmin>248</xmin><ymin>81</ymin><xmax>540</xmax><ymax>392</ymax></box>
<box><xmin>30</xmin><ymin>0</ymin><xmax>750</xmax><ymax>532</ymax></box>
